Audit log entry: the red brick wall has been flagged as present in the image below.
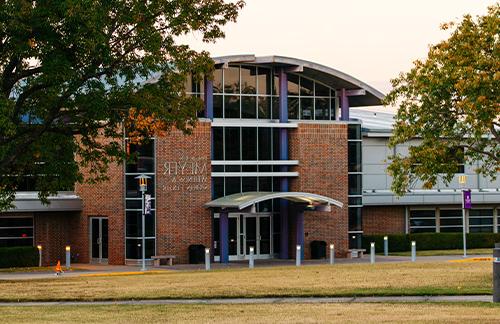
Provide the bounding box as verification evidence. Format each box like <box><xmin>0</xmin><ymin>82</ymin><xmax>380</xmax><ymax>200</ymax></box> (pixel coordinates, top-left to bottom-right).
<box><xmin>289</xmin><ymin>123</ymin><xmax>349</xmax><ymax>258</ymax></box>
<box><xmin>74</xmin><ymin>158</ymin><xmax>124</xmax><ymax>264</ymax></box>
<box><xmin>155</xmin><ymin>121</ymin><xmax>212</xmax><ymax>264</ymax></box>
<box><xmin>34</xmin><ymin>212</ymin><xmax>77</xmax><ymax>266</ymax></box>
<box><xmin>363</xmin><ymin>206</ymin><xmax>406</xmax><ymax>234</ymax></box>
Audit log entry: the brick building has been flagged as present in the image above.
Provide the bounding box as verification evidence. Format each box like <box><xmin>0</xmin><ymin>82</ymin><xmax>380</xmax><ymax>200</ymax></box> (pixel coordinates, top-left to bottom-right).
<box><xmin>0</xmin><ymin>55</ymin><xmax>390</xmax><ymax>265</ymax></box>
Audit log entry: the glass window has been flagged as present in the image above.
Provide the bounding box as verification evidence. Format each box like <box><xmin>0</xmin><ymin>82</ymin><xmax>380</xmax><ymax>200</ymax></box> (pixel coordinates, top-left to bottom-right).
<box><xmin>213</xmin><ymin>177</ymin><xmax>224</xmax><ymax>199</ymax></box>
<box><xmin>272</xmin><ymin>97</ymin><xmax>279</xmax><ymax>119</ymax></box>
<box><xmin>315</xmin><ymin>82</ymin><xmax>330</xmax><ymax>96</ymax></box>
<box><xmin>300</xmin><ymin>98</ymin><xmax>313</xmax><ymax>120</ymax></box>
<box><xmin>410</xmin><ymin>218</ymin><xmax>436</xmax><ymax>227</ymax></box>
<box><xmin>126</xmin><ymin>211</ymin><xmax>155</xmax><ymax>237</ymax></box>
<box><xmin>224</xmin><ymin>95</ymin><xmax>240</xmax><ymax>118</ymax></box>
<box><xmin>287</xmin><ymin>74</ymin><xmax>299</xmax><ymax>95</ymax></box>
<box><xmin>224</xmin><ymin>127</ymin><xmax>240</xmax><ymax>160</ymax></box>
<box><xmin>348</xmin><ymin>196</ymin><xmax>362</xmax><ymax>206</ymax></box>
<box><xmin>213</xmin><ymin>127</ymin><xmax>224</xmax><ymax>160</ymax></box>
<box><xmin>0</xmin><ymin>216</ymin><xmax>33</xmax><ymax>248</ymax></box>
<box><xmin>126</xmin><ymin>175</ymin><xmax>155</xmax><ymax>198</ymax></box>
<box><xmin>273</xmin><ymin>128</ymin><xmax>280</xmax><ymax>160</ymax></box>
<box><xmin>469</xmin><ymin>209</ymin><xmax>494</xmax><ymax>217</ymax></box>
<box><xmin>126</xmin><ymin>141</ymin><xmax>154</xmax><ymax>173</ymax></box>
<box><xmin>213</xmin><ymin>68</ymin><xmax>223</xmax><ymax>93</ymax></box>
<box><xmin>273</xmin><ymin>74</ymin><xmax>280</xmax><ymax>96</ymax></box>
<box><xmin>225</xmin><ymin>177</ymin><xmax>241</xmax><ymax>195</ymax></box>
<box><xmin>348</xmin><ymin>174</ymin><xmax>362</xmax><ymax>195</ymax></box>
<box><xmin>240</xmin><ymin>66</ymin><xmax>256</xmax><ymax>94</ymax></box>
<box><xmin>349</xmin><ymin>207</ymin><xmax>362</xmax><ymax>231</ymax></box>
<box><xmin>258</xmin><ymin>128</ymin><xmax>272</xmax><ymax>160</ymax></box>
<box><xmin>349</xmin><ymin>233</ymin><xmax>362</xmax><ymax>249</ymax></box>
<box><xmin>257</xmin><ymin>67</ymin><xmax>272</xmax><ymax>95</ymax></box>
<box><xmin>242</xmin><ymin>127</ymin><xmax>257</xmax><ymax>160</ymax></box>
<box><xmin>330</xmin><ymin>97</ymin><xmax>337</xmax><ymax>120</ymax></box>
<box><xmin>440</xmin><ymin>210</ymin><xmax>462</xmax><ymax>218</ymax></box>
<box><xmin>258</xmin><ymin>97</ymin><xmax>271</xmax><ymax>119</ymax></box>
<box><xmin>469</xmin><ymin>218</ymin><xmax>493</xmax><ymax>225</ymax></box>
<box><xmin>410</xmin><ymin>210</ymin><xmax>435</xmax><ymax>218</ymax></box>
<box><xmin>224</xmin><ymin>66</ymin><xmax>239</xmax><ymax>94</ymax></box>
<box><xmin>242</xmin><ymin>177</ymin><xmax>257</xmax><ymax>192</ymax></box>
<box><xmin>288</xmin><ymin>98</ymin><xmax>299</xmax><ymax>119</ymax></box>
<box><xmin>348</xmin><ymin>142</ymin><xmax>362</xmax><ymax>172</ymax></box>
<box><xmin>241</xmin><ymin>96</ymin><xmax>256</xmax><ymax>118</ymax></box>
<box><xmin>126</xmin><ymin>238</ymin><xmax>155</xmax><ymax>259</ymax></box>
<box><xmin>315</xmin><ymin>98</ymin><xmax>329</xmax><ymax>120</ymax></box>
<box><xmin>470</xmin><ymin>226</ymin><xmax>493</xmax><ymax>233</ymax></box>
<box><xmin>300</xmin><ymin>77</ymin><xmax>314</xmax><ymax>96</ymax></box>
<box><xmin>348</xmin><ymin>124</ymin><xmax>362</xmax><ymax>140</ymax></box>
<box><xmin>213</xmin><ymin>95</ymin><xmax>223</xmax><ymax>118</ymax></box>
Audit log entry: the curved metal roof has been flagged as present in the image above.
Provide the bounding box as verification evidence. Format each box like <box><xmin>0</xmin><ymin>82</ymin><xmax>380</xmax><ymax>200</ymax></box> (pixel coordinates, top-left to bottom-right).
<box><xmin>213</xmin><ymin>55</ymin><xmax>384</xmax><ymax>107</ymax></box>
<box><xmin>205</xmin><ymin>191</ymin><xmax>343</xmax><ymax>210</ymax></box>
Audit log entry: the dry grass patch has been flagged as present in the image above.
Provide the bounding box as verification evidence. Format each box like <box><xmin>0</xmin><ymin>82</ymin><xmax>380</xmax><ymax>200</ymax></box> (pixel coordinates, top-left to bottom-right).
<box><xmin>2</xmin><ymin>303</ymin><xmax>500</xmax><ymax>323</ymax></box>
<box><xmin>390</xmin><ymin>248</ymin><xmax>492</xmax><ymax>257</ymax></box>
<box><xmin>0</xmin><ymin>262</ymin><xmax>491</xmax><ymax>302</ymax></box>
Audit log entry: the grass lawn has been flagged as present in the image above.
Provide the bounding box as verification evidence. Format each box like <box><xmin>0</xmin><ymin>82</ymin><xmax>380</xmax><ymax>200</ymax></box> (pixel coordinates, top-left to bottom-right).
<box><xmin>389</xmin><ymin>248</ymin><xmax>492</xmax><ymax>257</ymax></box>
<box><xmin>0</xmin><ymin>262</ymin><xmax>491</xmax><ymax>302</ymax></box>
<box><xmin>1</xmin><ymin>303</ymin><xmax>500</xmax><ymax>323</ymax></box>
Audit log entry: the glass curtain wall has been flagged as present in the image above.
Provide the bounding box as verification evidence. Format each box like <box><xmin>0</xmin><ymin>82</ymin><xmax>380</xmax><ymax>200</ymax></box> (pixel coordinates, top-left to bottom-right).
<box><xmin>124</xmin><ymin>140</ymin><xmax>156</xmax><ymax>261</ymax></box>
<box><xmin>0</xmin><ymin>215</ymin><xmax>33</xmax><ymax>247</ymax></box>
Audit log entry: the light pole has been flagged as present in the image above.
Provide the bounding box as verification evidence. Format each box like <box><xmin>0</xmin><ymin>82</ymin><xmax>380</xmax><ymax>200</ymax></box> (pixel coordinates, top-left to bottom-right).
<box><xmin>135</xmin><ymin>174</ymin><xmax>151</xmax><ymax>271</ymax></box>
<box><xmin>458</xmin><ymin>174</ymin><xmax>470</xmax><ymax>258</ymax></box>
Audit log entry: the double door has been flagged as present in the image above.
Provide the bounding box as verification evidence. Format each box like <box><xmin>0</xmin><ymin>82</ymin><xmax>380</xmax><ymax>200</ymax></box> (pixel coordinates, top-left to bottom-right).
<box><xmin>90</xmin><ymin>217</ymin><xmax>108</xmax><ymax>264</ymax></box>
<box><xmin>214</xmin><ymin>213</ymin><xmax>272</xmax><ymax>260</ymax></box>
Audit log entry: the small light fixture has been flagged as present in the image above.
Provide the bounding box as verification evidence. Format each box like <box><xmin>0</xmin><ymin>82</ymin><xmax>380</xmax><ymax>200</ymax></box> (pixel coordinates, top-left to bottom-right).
<box><xmin>330</xmin><ymin>244</ymin><xmax>334</xmax><ymax>250</ymax></box>
<box><xmin>37</xmin><ymin>245</ymin><xmax>42</xmax><ymax>250</ymax></box>
<box><xmin>249</xmin><ymin>246</ymin><xmax>254</xmax><ymax>253</ymax></box>
<box><xmin>65</xmin><ymin>246</ymin><xmax>71</xmax><ymax>252</ymax></box>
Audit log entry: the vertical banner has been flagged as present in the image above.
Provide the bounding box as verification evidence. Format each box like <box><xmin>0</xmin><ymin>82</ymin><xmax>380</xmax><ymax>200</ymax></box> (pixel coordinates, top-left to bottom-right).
<box><xmin>145</xmin><ymin>194</ymin><xmax>152</xmax><ymax>215</ymax></box>
<box><xmin>463</xmin><ymin>190</ymin><xmax>472</xmax><ymax>209</ymax></box>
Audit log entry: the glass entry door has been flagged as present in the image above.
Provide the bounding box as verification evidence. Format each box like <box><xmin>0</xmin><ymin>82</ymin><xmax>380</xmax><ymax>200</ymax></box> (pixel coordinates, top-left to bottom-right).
<box><xmin>214</xmin><ymin>213</ymin><xmax>272</xmax><ymax>261</ymax></box>
<box><xmin>90</xmin><ymin>217</ymin><xmax>108</xmax><ymax>263</ymax></box>
<box><xmin>243</xmin><ymin>214</ymin><xmax>272</xmax><ymax>259</ymax></box>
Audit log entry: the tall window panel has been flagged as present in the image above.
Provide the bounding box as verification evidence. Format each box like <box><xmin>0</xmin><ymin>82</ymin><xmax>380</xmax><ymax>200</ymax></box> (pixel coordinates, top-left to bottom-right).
<box><xmin>348</xmin><ymin>123</ymin><xmax>363</xmax><ymax>249</ymax></box>
<box><xmin>125</xmin><ymin>139</ymin><xmax>156</xmax><ymax>261</ymax></box>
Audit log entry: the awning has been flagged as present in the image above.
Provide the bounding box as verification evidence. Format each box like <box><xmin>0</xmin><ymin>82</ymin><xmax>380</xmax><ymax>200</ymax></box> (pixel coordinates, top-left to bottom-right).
<box><xmin>9</xmin><ymin>191</ymin><xmax>82</xmax><ymax>212</ymax></box>
<box><xmin>205</xmin><ymin>191</ymin><xmax>343</xmax><ymax>210</ymax></box>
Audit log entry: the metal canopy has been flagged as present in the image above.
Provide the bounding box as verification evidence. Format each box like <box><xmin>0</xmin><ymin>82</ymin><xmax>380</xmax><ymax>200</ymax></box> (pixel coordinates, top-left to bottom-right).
<box><xmin>212</xmin><ymin>55</ymin><xmax>384</xmax><ymax>107</ymax></box>
<box><xmin>10</xmin><ymin>191</ymin><xmax>82</xmax><ymax>212</ymax></box>
<box><xmin>205</xmin><ymin>191</ymin><xmax>343</xmax><ymax>210</ymax></box>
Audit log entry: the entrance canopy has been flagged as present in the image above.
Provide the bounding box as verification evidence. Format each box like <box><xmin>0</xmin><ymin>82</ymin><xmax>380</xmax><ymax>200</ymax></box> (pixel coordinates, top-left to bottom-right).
<box><xmin>205</xmin><ymin>191</ymin><xmax>343</xmax><ymax>210</ymax></box>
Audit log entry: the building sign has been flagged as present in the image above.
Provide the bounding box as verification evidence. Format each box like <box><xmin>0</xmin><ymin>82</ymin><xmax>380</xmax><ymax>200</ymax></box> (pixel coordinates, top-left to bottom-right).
<box><xmin>463</xmin><ymin>189</ymin><xmax>472</xmax><ymax>209</ymax></box>
<box><xmin>161</xmin><ymin>157</ymin><xmax>209</xmax><ymax>192</ymax></box>
<box><xmin>144</xmin><ymin>194</ymin><xmax>152</xmax><ymax>215</ymax></box>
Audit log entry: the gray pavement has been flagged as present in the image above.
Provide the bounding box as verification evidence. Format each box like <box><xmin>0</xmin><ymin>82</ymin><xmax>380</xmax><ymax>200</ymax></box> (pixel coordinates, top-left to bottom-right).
<box><xmin>0</xmin><ymin>295</ymin><xmax>493</xmax><ymax>307</ymax></box>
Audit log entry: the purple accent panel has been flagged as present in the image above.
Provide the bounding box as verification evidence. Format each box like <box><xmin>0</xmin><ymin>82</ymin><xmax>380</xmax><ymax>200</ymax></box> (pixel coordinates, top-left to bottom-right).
<box><xmin>340</xmin><ymin>88</ymin><xmax>349</xmax><ymax>121</ymax></box>
<box><xmin>278</xmin><ymin>69</ymin><xmax>290</xmax><ymax>259</ymax></box>
<box><xmin>219</xmin><ymin>210</ymin><xmax>229</xmax><ymax>263</ymax></box>
<box><xmin>296</xmin><ymin>209</ymin><xmax>304</xmax><ymax>259</ymax></box>
<box><xmin>204</xmin><ymin>77</ymin><xmax>213</xmax><ymax>119</ymax></box>
<box><xmin>463</xmin><ymin>190</ymin><xmax>472</xmax><ymax>209</ymax></box>
<box><xmin>279</xmin><ymin>69</ymin><xmax>288</xmax><ymax>123</ymax></box>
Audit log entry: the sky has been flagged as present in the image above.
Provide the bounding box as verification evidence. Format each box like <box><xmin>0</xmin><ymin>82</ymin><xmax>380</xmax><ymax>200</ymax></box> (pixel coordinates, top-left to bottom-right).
<box><xmin>180</xmin><ymin>0</ymin><xmax>497</xmax><ymax>98</ymax></box>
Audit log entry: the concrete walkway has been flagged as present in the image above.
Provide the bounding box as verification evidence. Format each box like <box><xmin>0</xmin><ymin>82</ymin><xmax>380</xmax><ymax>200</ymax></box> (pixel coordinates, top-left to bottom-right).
<box><xmin>0</xmin><ymin>295</ymin><xmax>492</xmax><ymax>307</ymax></box>
<box><xmin>0</xmin><ymin>254</ymin><xmax>492</xmax><ymax>281</ymax></box>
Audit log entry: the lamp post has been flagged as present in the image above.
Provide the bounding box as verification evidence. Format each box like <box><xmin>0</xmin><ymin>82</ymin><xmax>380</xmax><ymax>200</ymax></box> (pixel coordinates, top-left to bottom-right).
<box><xmin>37</xmin><ymin>245</ymin><xmax>42</xmax><ymax>267</ymax></box>
<box><xmin>458</xmin><ymin>174</ymin><xmax>470</xmax><ymax>258</ymax></box>
<box><xmin>65</xmin><ymin>246</ymin><xmax>71</xmax><ymax>270</ymax></box>
<box><xmin>135</xmin><ymin>174</ymin><xmax>151</xmax><ymax>271</ymax></box>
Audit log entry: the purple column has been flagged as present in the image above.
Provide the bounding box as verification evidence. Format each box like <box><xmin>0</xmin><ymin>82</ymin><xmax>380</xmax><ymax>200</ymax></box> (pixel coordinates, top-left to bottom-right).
<box><xmin>204</xmin><ymin>77</ymin><xmax>213</xmax><ymax>119</ymax></box>
<box><xmin>340</xmin><ymin>88</ymin><xmax>349</xmax><ymax>121</ymax></box>
<box><xmin>219</xmin><ymin>210</ymin><xmax>229</xmax><ymax>264</ymax></box>
<box><xmin>296</xmin><ymin>208</ymin><xmax>304</xmax><ymax>260</ymax></box>
<box><xmin>279</xmin><ymin>68</ymin><xmax>289</xmax><ymax>259</ymax></box>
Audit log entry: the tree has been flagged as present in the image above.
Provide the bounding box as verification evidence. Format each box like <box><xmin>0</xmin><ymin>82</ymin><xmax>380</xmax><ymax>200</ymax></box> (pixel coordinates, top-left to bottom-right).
<box><xmin>384</xmin><ymin>4</ymin><xmax>499</xmax><ymax>196</ymax></box>
<box><xmin>0</xmin><ymin>0</ymin><xmax>244</xmax><ymax>210</ymax></box>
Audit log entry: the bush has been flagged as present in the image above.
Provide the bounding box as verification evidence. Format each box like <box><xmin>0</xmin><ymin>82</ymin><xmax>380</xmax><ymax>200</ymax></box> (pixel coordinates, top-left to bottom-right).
<box><xmin>362</xmin><ymin>233</ymin><xmax>500</xmax><ymax>253</ymax></box>
<box><xmin>0</xmin><ymin>246</ymin><xmax>39</xmax><ymax>268</ymax></box>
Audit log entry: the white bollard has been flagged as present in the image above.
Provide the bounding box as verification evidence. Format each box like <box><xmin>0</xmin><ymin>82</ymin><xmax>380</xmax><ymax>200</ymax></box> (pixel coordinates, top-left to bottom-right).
<box><xmin>249</xmin><ymin>246</ymin><xmax>255</xmax><ymax>269</ymax></box>
<box><xmin>65</xmin><ymin>246</ymin><xmax>71</xmax><ymax>270</ymax></box>
<box><xmin>384</xmin><ymin>236</ymin><xmax>388</xmax><ymax>256</ymax></box>
<box><xmin>205</xmin><ymin>248</ymin><xmax>210</xmax><ymax>271</ymax></box>
<box><xmin>370</xmin><ymin>242</ymin><xmax>375</xmax><ymax>264</ymax></box>
<box><xmin>296</xmin><ymin>245</ymin><xmax>301</xmax><ymax>266</ymax></box>
<box><xmin>411</xmin><ymin>241</ymin><xmax>416</xmax><ymax>262</ymax></box>
<box><xmin>37</xmin><ymin>245</ymin><xmax>42</xmax><ymax>267</ymax></box>
<box><xmin>329</xmin><ymin>243</ymin><xmax>335</xmax><ymax>265</ymax></box>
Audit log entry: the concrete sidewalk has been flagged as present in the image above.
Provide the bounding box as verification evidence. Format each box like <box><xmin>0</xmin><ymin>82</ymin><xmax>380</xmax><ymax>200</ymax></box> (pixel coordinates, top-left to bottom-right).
<box><xmin>0</xmin><ymin>254</ymin><xmax>492</xmax><ymax>281</ymax></box>
<box><xmin>0</xmin><ymin>295</ymin><xmax>492</xmax><ymax>307</ymax></box>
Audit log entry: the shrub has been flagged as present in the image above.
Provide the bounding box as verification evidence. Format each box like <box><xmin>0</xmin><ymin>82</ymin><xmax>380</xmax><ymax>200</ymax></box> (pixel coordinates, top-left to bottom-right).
<box><xmin>0</xmin><ymin>246</ymin><xmax>39</xmax><ymax>268</ymax></box>
<box><xmin>362</xmin><ymin>233</ymin><xmax>500</xmax><ymax>253</ymax></box>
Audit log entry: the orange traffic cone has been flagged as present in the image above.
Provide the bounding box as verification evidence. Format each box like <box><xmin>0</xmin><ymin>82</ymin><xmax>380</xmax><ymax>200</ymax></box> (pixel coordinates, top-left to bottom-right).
<box><xmin>55</xmin><ymin>260</ymin><xmax>63</xmax><ymax>276</ymax></box>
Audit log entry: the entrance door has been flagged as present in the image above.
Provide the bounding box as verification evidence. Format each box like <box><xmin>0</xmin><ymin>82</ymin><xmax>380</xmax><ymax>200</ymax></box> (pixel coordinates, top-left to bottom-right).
<box><xmin>90</xmin><ymin>217</ymin><xmax>108</xmax><ymax>263</ymax></box>
<box><xmin>243</xmin><ymin>214</ymin><xmax>272</xmax><ymax>259</ymax></box>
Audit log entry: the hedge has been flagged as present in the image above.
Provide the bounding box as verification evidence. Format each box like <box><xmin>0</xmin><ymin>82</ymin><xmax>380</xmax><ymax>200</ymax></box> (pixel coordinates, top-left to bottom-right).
<box><xmin>0</xmin><ymin>246</ymin><xmax>39</xmax><ymax>268</ymax></box>
<box><xmin>362</xmin><ymin>233</ymin><xmax>500</xmax><ymax>253</ymax></box>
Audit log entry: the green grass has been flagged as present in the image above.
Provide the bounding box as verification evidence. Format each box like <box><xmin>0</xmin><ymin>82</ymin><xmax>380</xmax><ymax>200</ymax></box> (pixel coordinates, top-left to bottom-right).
<box><xmin>388</xmin><ymin>248</ymin><xmax>492</xmax><ymax>257</ymax></box>
<box><xmin>0</xmin><ymin>262</ymin><xmax>491</xmax><ymax>302</ymax></box>
<box><xmin>1</xmin><ymin>302</ymin><xmax>500</xmax><ymax>323</ymax></box>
